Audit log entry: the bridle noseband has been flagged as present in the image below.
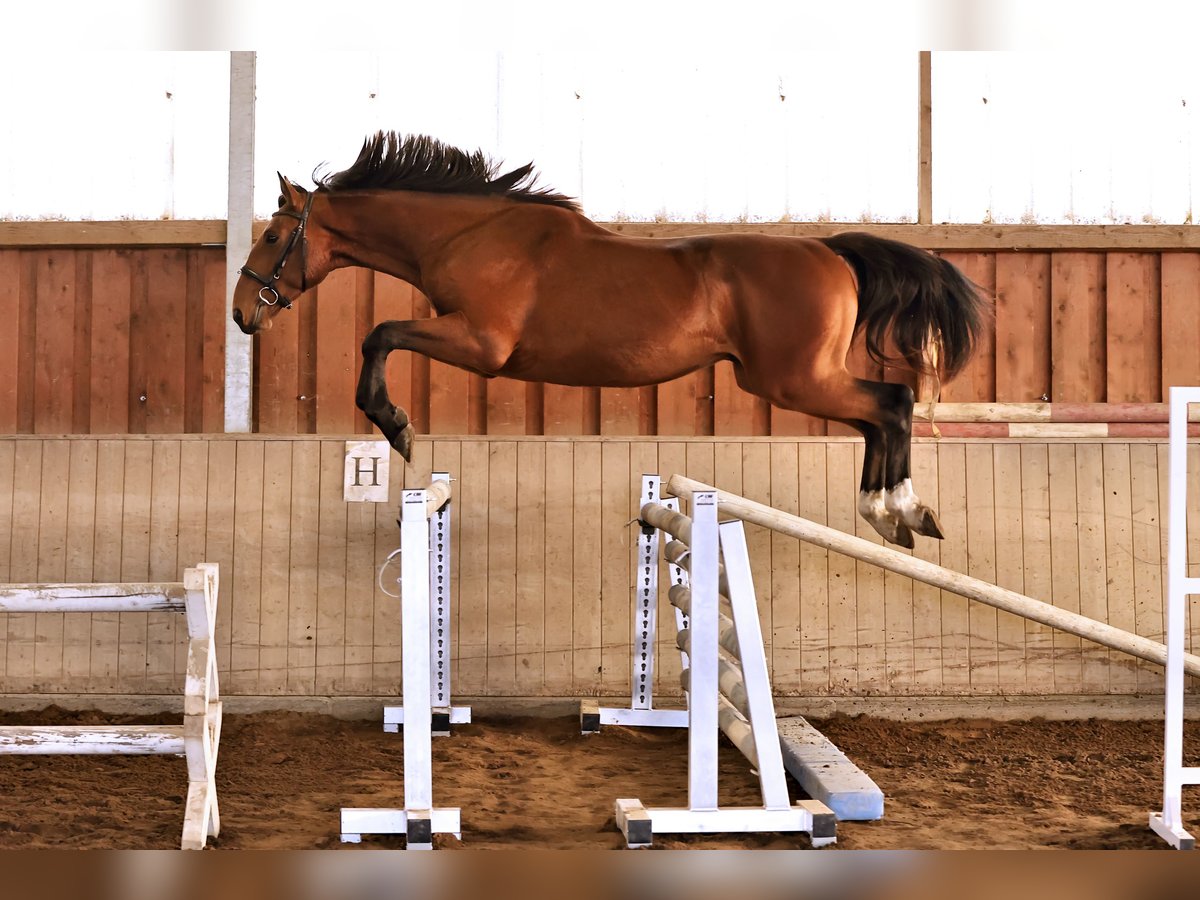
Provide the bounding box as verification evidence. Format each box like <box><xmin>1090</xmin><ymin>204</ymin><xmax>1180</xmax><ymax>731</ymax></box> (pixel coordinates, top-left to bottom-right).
<box><xmin>238</xmin><ymin>190</ymin><xmax>315</xmax><ymax>312</ymax></box>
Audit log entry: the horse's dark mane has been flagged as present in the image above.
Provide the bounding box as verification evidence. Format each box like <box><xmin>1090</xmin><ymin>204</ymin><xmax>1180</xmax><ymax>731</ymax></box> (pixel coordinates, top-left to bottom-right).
<box><xmin>314</xmin><ymin>131</ymin><xmax>580</xmax><ymax>212</ymax></box>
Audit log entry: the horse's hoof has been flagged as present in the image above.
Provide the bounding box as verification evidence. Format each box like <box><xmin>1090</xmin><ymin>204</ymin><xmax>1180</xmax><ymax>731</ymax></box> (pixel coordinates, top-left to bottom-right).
<box><xmin>890</xmin><ymin>523</ymin><xmax>915</xmax><ymax>549</ymax></box>
<box><xmin>395</xmin><ymin>424</ymin><xmax>415</xmax><ymax>463</ymax></box>
<box><xmin>914</xmin><ymin>507</ymin><xmax>945</xmax><ymax>540</ymax></box>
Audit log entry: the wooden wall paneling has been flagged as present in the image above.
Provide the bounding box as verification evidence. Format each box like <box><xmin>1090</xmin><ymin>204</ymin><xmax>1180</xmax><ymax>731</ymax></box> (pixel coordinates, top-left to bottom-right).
<box><xmin>1047</xmin><ymin>444</ymin><xmax>1083</xmax><ymax>693</ymax></box>
<box><xmin>1161</xmin><ymin>252</ymin><xmax>1200</xmax><ymax>392</ymax></box>
<box><xmin>0</xmin><ymin>251</ymin><xmax>19</xmax><ymax>431</ymax></box>
<box><xmin>600</xmin><ymin>388</ymin><xmax>642</xmax><ymax>436</ymax></box>
<box><xmin>1189</xmin><ymin>444</ymin><xmax>1200</xmax><ymax>659</ymax></box>
<box><xmin>1050</xmin><ymin>252</ymin><xmax>1106</xmax><ymax>402</ymax></box>
<box><xmin>176</xmin><ymin>440</ymin><xmax>209</xmax><ymax>686</ymax></box>
<box><xmin>657</xmin><ymin>372</ymin><xmax>705</xmax><ymax>436</ymax></box>
<box><xmin>994</xmin><ymin>252</ymin><xmax>1052</xmax><ymax>402</ymax></box>
<box><xmin>770</xmin><ymin>407</ymin><xmax>827</xmax><ymax>437</ymax></box>
<box><xmin>87</xmin><ymin>251</ymin><xmax>132</xmax><ymax>434</ymax></box>
<box><xmin>314</xmin><ymin>269</ymin><xmax>360</xmax><ymax>434</ymax></box>
<box><xmin>515</xmin><ymin>440</ymin><xmax>547</xmax><ymax>695</ymax></box>
<box><xmin>203</xmin><ymin>441</ymin><xmax>237</xmax><ymax>689</ymax></box>
<box><xmin>286</xmin><ymin>441</ymin><xmax>320</xmax><ymax>694</ymax></box>
<box><xmin>296</xmin><ymin>289</ymin><xmax>319</xmax><ymax>434</ymax></box>
<box><xmin>485</xmin><ymin>378</ymin><xmax>528</xmax><ymax>436</ymax></box>
<box><xmin>824</xmin><ymin>442</ymin><xmax>858</xmax><ymax>692</ymax></box>
<box><xmin>259</xmin><ymin>440</ymin><xmax>294</xmax><ymax>694</ymax></box>
<box><xmin>33</xmin><ymin>251</ymin><xmax>76</xmax><ymax>434</ymax></box>
<box><xmin>126</xmin><ymin>255</ymin><xmax>149</xmax><ymax>434</ymax></box>
<box><xmin>990</xmin><ymin>443</ymin><xmax>1027</xmax><ymax>690</ymax></box>
<box><xmin>766</xmin><ymin>443</ymin><xmax>801</xmax><ymax>693</ymax></box>
<box><xmin>714</xmin><ymin>362</ymin><xmax>769</xmax><ymax>436</ymax></box>
<box><xmin>794</xmin><ymin>442</ymin><xmax>828</xmax><ymax>693</ymax></box>
<box><xmin>850</xmin><ymin>441</ymin><xmax>886</xmax><ymax>690</ymax></box>
<box><xmin>1101</xmin><ymin>443</ymin><xmax>1138</xmax><ymax>691</ymax></box>
<box><xmin>118</xmin><ymin>440</ymin><xmax>153</xmax><ymax>693</ymax></box>
<box><xmin>314</xmin><ymin>441</ymin><xmax>348</xmax><ymax>693</ymax></box>
<box><xmin>142</xmin><ymin>250</ymin><xmax>188</xmax><ymax>432</ymax></box>
<box><xmin>200</xmin><ymin>253</ymin><xmax>227</xmax><ymax>432</ymax></box>
<box><xmin>427</xmin><ymin>358</ymin><xmax>472</xmax><ymax>434</ymax></box>
<box><xmin>1073</xmin><ymin>442</ymin><xmax>1110</xmax><ymax>691</ymax></box>
<box><xmin>910</xmin><ymin>442</ymin><xmax>943</xmax><ymax>690</ymax></box>
<box><xmin>229</xmin><ymin>441</ymin><xmax>265</xmax><ymax>693</ymax></box>
<box><xmin>183</xmin><ymin>251</ymin><xmax>207</xmax><ymax>432</ymax></box>
<box><xmin>370</xmin><ymin>445</ymin><xmax>404</xmax><ymax>693</ymax></box>
<box><xmin>543</xmin><ymin>385</ymin><xmax>591</xmax><ymax>436</ymax></box>
<box><xmin>571</xmin><ymin>441</ymin><xmax>603</xmax><ymax>695</ymax></box>
<box><xmin>455</xmin><ymin>440</ymin><xmax>489</xmax><ymax>693</ymax></box>
<box><xmin>935</xmin><ymin>443</ymin><xmax>969</xmax><ymax>690</ymax></box>
<box><xmin>1130</xmin><ymin>443</ymin><xmax>1165</xmax><ymax>693</ymax></box>
<box><xmin>737</xmin><ymin>443</ymin><xmax>775</xmax><ymax>688</ymax></box>
<box><xmin>542</xmin><ymin>440</ymin><xmax>575</xmax><ymax>693</ymax></box>
<box><xmin>145</xmin><ymin>440</ymin><xmax>181</xmax><ymax>693</ymax></box>
<box><xmin>6</xmin><ymin>441</ymin><xmax>42</xmax><ymax>689</ymax></box>
<box><xmin>1106</xmin><ymin>253</ymin><xmax>1162</xmax><ymax>402</ymax></box>
<box><xmin>964</xmin><ymin>443</ymin><xmax>998</xmax><ymax>690</ymax></box>
<box><xmin>487</xmin><ymin>442</ymin><xmax>519</xmax><ymax>693</ymax></box>
<box><xmin>1019</xmin><ymin>444</ymin><xmax>1053</xmax><ymax>692</ymax></box>
<box><xmin>599</xmin><ymin>442</ymin><xmax>631</xmax><ymax>696</ymax></box>
<box><xmin>63</xmin><ymin>440</ymin><xmax>97</xmax><ymax>690</ymax></box>
<box><xmin>654</xmin><ymin>441</ymin><xmax>688</xmax><ymax>695</ymax></box>
<box><xmin>34</xmin><ymin>440</ymin><xmax>70</xmax><ymax>689</ymax></box>
<box><xmin>937</xmin><ymin>252</ymin><xmax>996</xmax><ymax>402</ymax></box>
<box><xmin>90</xmin><ymin>441</ymin><xmax>125</xmax><ymax>690</ymax></box>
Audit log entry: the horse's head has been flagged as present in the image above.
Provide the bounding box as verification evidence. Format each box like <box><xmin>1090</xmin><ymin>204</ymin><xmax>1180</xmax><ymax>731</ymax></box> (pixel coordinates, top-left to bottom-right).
<box><xmin>232</xmin><ymin>174</ymin><xmax>317</xmax><ymax>334</ymax></box>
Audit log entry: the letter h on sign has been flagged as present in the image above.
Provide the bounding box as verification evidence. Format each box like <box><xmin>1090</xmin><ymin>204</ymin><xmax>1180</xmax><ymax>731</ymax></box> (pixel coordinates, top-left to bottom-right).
<box><xmin>343</xmin><ymin>441</ymin><xmax>391</xmax><ymax>502</ymax></box>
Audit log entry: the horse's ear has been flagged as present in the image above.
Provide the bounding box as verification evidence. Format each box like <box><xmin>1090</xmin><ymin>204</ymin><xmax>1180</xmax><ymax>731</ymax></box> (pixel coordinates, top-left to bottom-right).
<box><xmin>276</xmin><ymin>172</ymin><xmax>305</xmax><ymax>207</ymax></box>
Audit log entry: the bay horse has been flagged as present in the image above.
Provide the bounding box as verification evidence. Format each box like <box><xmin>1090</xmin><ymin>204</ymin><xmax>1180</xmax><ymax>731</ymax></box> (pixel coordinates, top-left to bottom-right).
<box><xmin>233</xmin><ymin>132</ymin><xmax>989</xmax><ymax>548</ymax></box>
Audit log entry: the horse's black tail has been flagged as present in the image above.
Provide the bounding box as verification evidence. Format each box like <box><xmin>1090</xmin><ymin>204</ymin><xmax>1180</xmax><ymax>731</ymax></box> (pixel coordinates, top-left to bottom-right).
<box><xmin>818</xmin><ymin>232</ymin><xmax>991</xmax><ymax>380</ymax></box>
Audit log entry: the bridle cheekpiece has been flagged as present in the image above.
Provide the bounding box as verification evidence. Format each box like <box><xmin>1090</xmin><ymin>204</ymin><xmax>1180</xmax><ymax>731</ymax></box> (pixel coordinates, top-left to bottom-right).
<box><xmin>237</xmin><ymin>190</ymin><xmax>315</xmax><ymax>312</ymax></box>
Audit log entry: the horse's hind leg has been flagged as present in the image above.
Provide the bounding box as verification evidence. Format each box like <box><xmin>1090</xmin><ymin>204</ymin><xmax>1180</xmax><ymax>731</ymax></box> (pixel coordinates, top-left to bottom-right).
<box><xmin>837</xmin><ymin>417</ymin><xmax>915</xmax><ymax>549</ymax></box>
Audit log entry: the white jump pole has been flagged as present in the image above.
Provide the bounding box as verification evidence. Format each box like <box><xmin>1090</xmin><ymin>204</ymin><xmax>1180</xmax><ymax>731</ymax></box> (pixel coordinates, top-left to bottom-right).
<box><xmin>341</xmin><ymin>478</ymin><xmax>462</xmax><ymax>849</ymax></box>
<box><xmin>1150</xmin><ymin>386</ymin><xmax>1200</xmax><ymax>849</ymax></box>
<box><xmin>668</xmin><ymin>474</ymin><xmax>1200</xmax><ymax>677</ymax></box>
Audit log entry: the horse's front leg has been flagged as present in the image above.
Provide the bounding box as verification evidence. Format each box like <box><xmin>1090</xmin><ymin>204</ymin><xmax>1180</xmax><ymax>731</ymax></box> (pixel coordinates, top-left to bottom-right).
<box><xmin>358</xmin><ymin>313</ymin><xmax>510</xmax><ymax>462</ymax></box>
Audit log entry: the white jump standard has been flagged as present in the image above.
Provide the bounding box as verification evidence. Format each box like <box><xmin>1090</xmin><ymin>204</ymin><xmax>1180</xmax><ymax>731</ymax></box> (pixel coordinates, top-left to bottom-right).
<box><xmin>382</xmin><ymin>473</ymin><xmax>471</xmax><ymax>736</ymax></box>
<box><xmin>0</xmin><ymin>564</ymin><xmax>222</xmax><ymax>850</ymax></box>
<box><xmin>615</xmin><ymin>489</ymin><xmax>836</xmax><ymax>848</ymax></box>
<box><xmin>341</xmin><ymin>476</ymin><xmax>463</xmax><ymax>849</ymax></box>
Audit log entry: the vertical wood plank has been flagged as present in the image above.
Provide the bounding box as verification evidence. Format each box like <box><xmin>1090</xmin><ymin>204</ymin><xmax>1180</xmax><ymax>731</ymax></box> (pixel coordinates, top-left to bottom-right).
<box><xmin>1075</xmin><ymin>442</ymin><xmax>1110</xmax><ymax>692</ymax></box>
<box><xmin>1106</xmin><ymin>253</ymin><xmax>1162</xmax><ymax>402</ymax></box>
<box><xmin>1160</xmin><ymin>252</ymin><xmax>1200</xmax><ymax>392</ymax></box>
<box><xmin>766</xmin><ymin>443</ymin><xmax>801</xmax><ymax>693</ymax></box>
<box><xmin>143</xmin><ymin>250</ymin><xmax>188</xmax><ymax>432</ymax></box>
<box><xmin>543</xmin><ymin>385</ymin><xmax>590</xmax><ymax>436</ymax></box>
<box><xmin>70</xmin><ymin>254</ymin><xmax>93</xmax><ymax>433</ymax></box>
<box><xmin>1020</xmin><ymin>444</ymin><xmax>1054</xmax><ymax>691</ymax></box>
<box><xmin>964</xmin><ymin>443</ymin><xmax>998</xmax><ymax>691</ymax></box>
<box><xmin>991</xmin><ymin>443</ymin><xmax>1027</xmax><ymax>690</ymax></box>
<box><xmin>255</xmin><ymin>282</ymin><xmax>301</xmax><ymax>433</ymax></box>
<box><xmin>15</xmin><ymin>252</ymin><xmax>36</xmax><ymax>433</ymax></box>
<box><xmin>118</xmin><ymin>441</ymin><xmax>153</xmax><ymax>694</ymax></box>
<box><xmin>486</xmin><ymin>379</ymin><xmax>527</xmax><ymax>436</ymax></box>
<box><xmin>0</xmin><ymin>251</ymin><xmax>20</xmax><ymax>431</ymax></box>
<box><xmin>598</xmin><ymin>441</ymin><xmax>632</xmax><ymax>696</ymax></box>
<box><xmin>287</xmin><ymin>441</ymin><xmax>320</xmax><ymax>694</ymax></box>
<box><xmin>203</xmin><ymin>441</ymin><xmax>236</xmax><ymax>691</ymax></box>
<box><xmin>62</xmin><ymin>440</ymin><xmax>97</xmax><ymax>690</ymax></box>
<box><xmin>314</xmin><ymin>269</ymin><xmax>359</xmax><ymax>434</ymax></box>
<box><xmin>1047</xmin><ymin>443</ymin><xmax>1083</xmax><ymax>693</ymax></box>
<box><xmin>455</xmin><ymin>440</ymin><xmax>489</xmax><ymax>693</ymax></box>
<box><xmin>200</xmin><ymin>253</ymin><xmax>227</xmax><ymax>433</ymax></box>
<box><xmin>344</xmin><ymin>465</ymin><xmax>377</xmax><ymax>694</ymax></box>
<box><xmin>543</xmin><ymin>440</ymin><xmax>575</xmax><ymax>693</ymax></box>
<box><xmin>936</xmin><ymin>443</ymin><xmax>970</xmax><ymax>690</ymax></box>
<box><xmin>1130</xmin><ymin>442</ymin><xmax>1165</xmax><ymax>692</ymax></box>
<box><xmin>657</xmin><ymin>374</ymin><xmax>699</xmax><ymax>436</ymax></box>
<box><xmin>797</xmin><ymin>443</ymin><xmax>831</xmax><ymax>694</ymax></box>
<box><xmin>88</xmin><ymin>250</ymin><xmax>132</xmax><ymax>434</ymax></box>
<box><xmin>6</xmin><ymin>441</ymin><xmax>42</xmax><ymax>689</ymax></box>
<box><xmin>259</xmin><ymin>441</ymin><xmax>293</xmax><ymax>694</ymax></box>
<box><xmin>33</xmin><ymin>252</ymin><xmax>76</xmax><ymax>434</ymax></box>
<box><xmin>910</xmin><ymin>442</ymin><xmax>943</xmax><ymax>689</ymax></box>
<box><xmin>145</xmin><ymin>440</ymin><xmax>181</xmax><ymax>694</ymax></box>
<box><xmin>1102</xmin><ymin>443</ymin><xmax>1138</xmax><ymax>692</ymax></box>
<box><xmin>176</xmin><ymin>440</ymin><xmax>209</xmax><ymax>682</ymax></box>
<box><xmin>315</xmin><ymin>440</ymin><xmax>347</xmax><ymax>692</ymax></box>
<box><xmin>850</xmin><ymin>441</ymin><xmax>887</xmax><ymax>691</ymax></box>
<box><xmin>572</xmin><ymin>441</ymin><xmax>603</xmax><ymax>694</ymax></box>
<box><xmin>938</xmin><ymin>252</ymin><xmax>996</xmax><ymax>402</ymax></box>
<box><xmin>600</xmin><ymin>388</ymin><xmax>641</xmax><ymax>436</ymax></box>
<box><xmin>995</xmin><ymin>252</ymin><xmax>1052</xmax><ymax>402</ymax></box>
<box><xmin>714</xmin><ymin>362</ymin><xmax>769</xmax><ymax>436</ymax></box>
<box><xmin>1050</xmin><ymin>252</ymin><xmax>1106</xmax><ymax>402</ymax></box>
<box><xmin>738</xmin><ymin>443</ymin><xmax>774</xmax><ymax>687</ymax></box>
<box><xmin>90</xmin><ymin>441</ymin><xmax>124</xmax><ymax>691</ymax></box>
<box><xmin>515</xmin><ymin>440</ymin><xmax>547</xmax><ymax>695</ymax></box>
<box><xmin>487</xmin><ymin>442</ymin><xmax>519</xmax><ymax>693</ymax></box>
<box><xmin>825</xmin><ymin>442</ymin><xmax>858</xmax><ymax>692</ymax></box>
<box><xmin>34</xmin><ymin>440</ymin><xmax>70</xmax><ymax>689</ymax></box>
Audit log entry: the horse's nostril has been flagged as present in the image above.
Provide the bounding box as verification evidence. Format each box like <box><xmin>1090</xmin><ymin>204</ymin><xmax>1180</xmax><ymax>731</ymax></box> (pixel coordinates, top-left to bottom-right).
<box><xmin>233</xmin><ymin>308</ymin><xmax>243</xmax><ymax>325</ymax></box>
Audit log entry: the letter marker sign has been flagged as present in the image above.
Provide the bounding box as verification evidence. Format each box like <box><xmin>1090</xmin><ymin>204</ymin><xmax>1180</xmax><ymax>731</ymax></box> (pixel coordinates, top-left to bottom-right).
<box><xmin>344</xmin><ymin>441</ymin><xmax>391</xmax><ymax>502</ymax></box>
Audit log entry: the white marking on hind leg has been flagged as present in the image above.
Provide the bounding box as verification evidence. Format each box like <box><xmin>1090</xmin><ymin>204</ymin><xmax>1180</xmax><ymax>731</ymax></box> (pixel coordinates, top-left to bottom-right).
<box><xmin>859</xmin><ymin>489</ymin><xmax>906</xmax><ymax>544</ymax></box>
<box><xmin>884</xmin><ymin>478</ymin><xmax>921</xmax><ymax>526</ymax></box>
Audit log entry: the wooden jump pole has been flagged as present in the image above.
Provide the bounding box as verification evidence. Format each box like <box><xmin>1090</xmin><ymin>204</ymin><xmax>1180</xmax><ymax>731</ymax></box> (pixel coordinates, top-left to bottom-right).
<box><xmin>667</xmin><ymin>474</ymin><xmax>1200</xmax><ymax>679</ymax></box>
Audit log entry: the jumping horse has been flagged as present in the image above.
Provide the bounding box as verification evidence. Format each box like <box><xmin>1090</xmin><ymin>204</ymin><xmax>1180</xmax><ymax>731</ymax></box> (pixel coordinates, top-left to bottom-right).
<box><xmin>233</xmin><ymin>132</ymin><xmax>989</xmax><ymax>548</ymax></box>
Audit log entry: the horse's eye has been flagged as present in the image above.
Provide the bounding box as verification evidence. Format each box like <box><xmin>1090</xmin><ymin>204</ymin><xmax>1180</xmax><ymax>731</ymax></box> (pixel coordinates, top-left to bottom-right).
<box><xmin>265</xmin><ymin>232</ymin><xmax>279</xmax><ymax>244</ymax></box>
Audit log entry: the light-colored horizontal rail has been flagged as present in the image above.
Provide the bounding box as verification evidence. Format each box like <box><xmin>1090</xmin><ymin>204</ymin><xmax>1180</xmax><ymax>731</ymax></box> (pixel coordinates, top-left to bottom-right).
<box><xmin>917</xmin><ymin>402</ymin><xmax>1200</xmax><ymax>423</ymax></box>
<box><xmin>0</xmin><ymin>725</ymin><xmax>185</xmax><ymax>755</ymax></box>
<box><xmin>0</xmin><ymin>583</ymin><xmax>187</xmax><ymax>612</ymax></box>
<box><xmin>667</xmin><ymin>474</ymin><xmax>1200</xmax><ymax>679</ymax></box>
<box><xmin>4</xmin><ymin>220</ymin><xmax>1200</xmax><ymax>251</ymax></box>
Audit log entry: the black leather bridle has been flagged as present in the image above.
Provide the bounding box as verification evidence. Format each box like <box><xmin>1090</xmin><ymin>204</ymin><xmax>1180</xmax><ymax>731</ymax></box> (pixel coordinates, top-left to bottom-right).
<box><xmin>238</xmin><ymin>190</ymin><xmax>315</xmax><ymax>312</ymax></box>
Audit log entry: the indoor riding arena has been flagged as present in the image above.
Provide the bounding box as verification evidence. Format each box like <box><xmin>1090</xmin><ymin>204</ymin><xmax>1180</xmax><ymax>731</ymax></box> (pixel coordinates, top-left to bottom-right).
<box><xmin>2</xmin><ymin>39</ymin><xmax>1199</xmax><ymax>854</ymax></box>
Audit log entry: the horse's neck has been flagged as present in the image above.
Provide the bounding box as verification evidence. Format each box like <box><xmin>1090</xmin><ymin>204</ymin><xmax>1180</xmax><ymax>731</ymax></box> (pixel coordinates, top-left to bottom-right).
<box><xmin>321</xmin><ymin>191</ymin><xmax>508</xmax><ymax>289</ymax></box>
